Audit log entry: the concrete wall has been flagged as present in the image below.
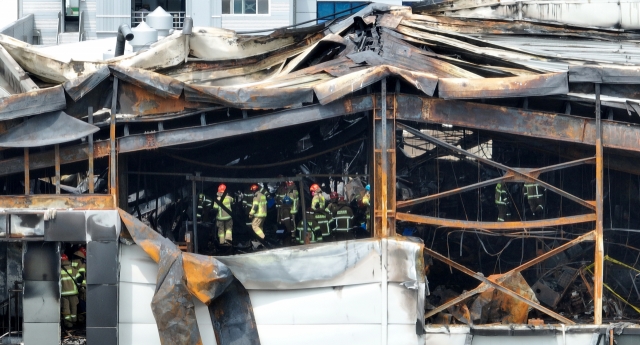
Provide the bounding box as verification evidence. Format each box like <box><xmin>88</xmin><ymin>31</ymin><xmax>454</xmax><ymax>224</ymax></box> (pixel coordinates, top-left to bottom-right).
<box><xmin>21</xmin><ymin>0</ymin><xmax>61</xmax><ymax>45</ymax></box>
<box><xmin>0</xmin><ymin>14</ymin><xmax>35</xmax><ymax>44</ymax></box>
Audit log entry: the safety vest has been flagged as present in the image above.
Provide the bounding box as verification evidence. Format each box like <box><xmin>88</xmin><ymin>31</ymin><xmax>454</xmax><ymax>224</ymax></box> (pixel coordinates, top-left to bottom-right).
<box><xmin>288</xmin><ymin>188</ymin><xmax>300</xmax><ymax>214</ymax></box>
<box><xmin>71</xmin><ymin>258</ymin><xmax>86</xmax><ymax>287</ymax></box>
<box><xmin>331</xmin><ymin>204</ymin><xmax>353</xmax><ymax>231</ymax></box>
<box><xmin>495</xmin><ymin>183</ymin><xmax>508</xmax><ymax>205</ymax></box>
<box><xmin>213</xmin><ymin>195</ymin><xmax>233</xmax><ymax>220</ymax></box>
<box><xmin>296</xmin><ymin>219</ymin><xmax>320</xmax><ymax>244</ymax></box>
<box><xmin>362</xmin><ymin>192</ymin><xmax>371</xmax><ymax>220</ymax></box>
<box><xmin>524</xmin><ymin>183</ymin><xmax>542</xmax><ymax>199</ymax></box>
<box><xmin>312</xmin><ymin>194</ymin><xmax>326</xmax><ymax>211</ymax></box>
<box><xmin>314</xmin><ymin>211</ymin><xmax>331</xmax><ymax>237</ymax></box>
<box><xmin>250</xmin><ymin>192</ymin><xmax>267</xmax><ymax>218</ymax></box>
<box><xmin>197</xmin><ymin>195</ymin><xmax>212</xmax><ymax>220</ymax></box>
<box><xmin>61</xmin><ymin>264</ymin><xmax>79</xmax><ymax>296</ymax></box>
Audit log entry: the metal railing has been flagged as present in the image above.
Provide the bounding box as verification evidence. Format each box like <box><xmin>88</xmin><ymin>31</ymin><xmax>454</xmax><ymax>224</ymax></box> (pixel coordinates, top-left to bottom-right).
<box><xmin>0</xmin><ymin>281</ymin><xmax>22</xmax><ymax>344</ymax></box>
<box><xmin>131</xmin><ymin>11</ymin><xmax>186</xmax><ymax>29</ymax></box>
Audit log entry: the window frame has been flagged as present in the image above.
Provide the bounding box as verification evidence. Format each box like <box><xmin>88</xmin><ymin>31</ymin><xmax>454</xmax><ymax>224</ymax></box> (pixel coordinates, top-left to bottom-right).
<box><xmin>222</xmin><ymin>0</ymin><xmax>271</xmax><ymax>15</ymax></box>
<box><xmin>316</xmin><ymin>1</ymin><xmax>368</xmax><ymax>23</ymax></box>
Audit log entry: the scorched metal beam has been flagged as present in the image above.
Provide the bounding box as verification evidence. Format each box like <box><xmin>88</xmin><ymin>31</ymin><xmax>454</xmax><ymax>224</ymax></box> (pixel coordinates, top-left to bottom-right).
<box><xmin>118</xmin><ymin>94</ymin><xmax>376</xmax><ymax>153</ymax></box>
<box><xmin>395</xmin><ymin>94</ymin><xmax>640</xmax><ymax>154</ymax></box>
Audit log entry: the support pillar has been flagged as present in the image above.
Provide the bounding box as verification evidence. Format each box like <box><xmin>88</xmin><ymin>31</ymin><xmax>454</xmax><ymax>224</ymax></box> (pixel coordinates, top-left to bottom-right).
<box><xmin>373</xmin><ymin>79</ymin><xmax>396</xmax><ymax>238</ymax></box>
<box><xmin>594</xmin><ymin>83</ymin><xmax>604</xmax><ymax>325</ymax></box>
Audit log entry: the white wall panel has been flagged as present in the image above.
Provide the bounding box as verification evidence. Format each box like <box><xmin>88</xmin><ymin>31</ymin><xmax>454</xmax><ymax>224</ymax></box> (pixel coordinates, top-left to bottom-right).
<box><xmin>119</xmin><ymin>244</ymin><xmax>157</xmax><ymax>284</ymax></box>
<box><xmin>388</xmin><ymin>324</ymin><xmax>423</xmax><ymax>345</ymax></box>
<box><xmin>256</xmin><ymin>324</ymin><xmax>382</xmax><ymax>345</ymax></box>
<box><xmin>119</xmin><ymin>281</ymin><xmax>156</xmax><ymax>324</ymax></box>
<box><xmin>119</xmin><ymin>323</ymin><xmax>162</xmax><ymax>345</ymax></box>
<box><xmin>387</xmin><ymin>283</ymin><xmax>418</xmax><ymax>325</ymax></box>
<box><xmin>249</xmin><ymin>283</ymin><xmax>381</xmax><ymax>325</ymax></box>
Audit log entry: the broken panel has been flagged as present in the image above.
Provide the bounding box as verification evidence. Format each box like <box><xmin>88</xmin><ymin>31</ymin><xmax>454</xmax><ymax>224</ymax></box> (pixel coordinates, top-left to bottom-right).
<box><xmin>22</xmin><ymin>241</ymin><xmax>59</xmax><ymax>281</ymax></box>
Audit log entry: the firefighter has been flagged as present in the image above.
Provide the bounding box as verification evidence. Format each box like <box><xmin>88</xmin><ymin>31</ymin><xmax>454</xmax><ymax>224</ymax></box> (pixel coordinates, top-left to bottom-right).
<box><xmin>72</xmin><ymin>246</ymin><xmax>87</xmax><ymax>322</ymax></box>
<box><xmin>330</xmin><ymin>194</ymin><xmax>355</xmax><ymax>240</ymax></box>
<box><xmin>296</xmin><ymin>210</ymin><xmax>320</xmax><ymax>244</ymax></box>
<box><xmin>213</xmin><ymin>184</ymin><xmax>233</xmax><ymax>245</ymax></box>
<box><xmin>241</xmin><ymin>186</ymin><xmax>255</xmax><ymax>229</ymax></box>
<box><xmin>61</xmin><ymin>253</ymin><xmax>80</xmax><ymax>328</ymax></box>
<box><xmin>362</xmin><ymin>184</ymin><xmax>371</xmax><ymax>231</ymax></box>
<box><xmin>276</xmin><ymin>180</ymin><xmax>298</xmax><ymax>244</ymax></box>
<box><xmin>197</xmin><ymin>193</ymin><xmax>213</xmax><ymax>222</ymax></box>
<box><xmin>310</xmin><ymin>184</ymin><xmax>331</xmax><ymax>240</ymax></box>
<box><xmin>249</xmin><ymin>184</ymin><xmax>266</xmax><ymax>239</ymax></box>
<box><xmin>524</xmin><ymin>183</ymin><xmax>545</xmax><ymax>217</ymax></box>
<box><xmin>310</xmin><ymin>184</ymin><xmax>326</xmax><ymax>211</ymax></box>
<box><xmin>495</xmin><ymin>183</ymin><xmax>511</xmax><ymax>222</ymax></box>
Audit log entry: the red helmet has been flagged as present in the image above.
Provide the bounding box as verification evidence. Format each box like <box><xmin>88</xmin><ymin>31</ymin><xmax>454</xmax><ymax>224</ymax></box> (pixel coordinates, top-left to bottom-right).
<box><xmin>75</xmin><ymin>246</ymin><xmax>87</xmax><ymax>259</ymax></box>
<box><xmin>286</xmin><ymin>181</ymin><xmax>295</xmax><ymax>186</ymax></box>
<box><xmin>218</xmin><ymin>184</ymin><xmax>227</xmax><ymax>193</ymax></box>
<box><xmin>61</xmin><ymin>253</ymin><xmax>69</xmax><ymax>261</ymax></box>
<box><xmin>250</xmin><ymin>184</ymin><xmax>260</xmax><ymax>192</ymax></box>
<box><xmin>310</xmin><ymin>184</ymin><xmax>320</xmax><ymax>193</ymax></box>
<box><xmin>330</xmin><ymin>192</ymin><xmax>339</xmax><ymax>200</ymax></box>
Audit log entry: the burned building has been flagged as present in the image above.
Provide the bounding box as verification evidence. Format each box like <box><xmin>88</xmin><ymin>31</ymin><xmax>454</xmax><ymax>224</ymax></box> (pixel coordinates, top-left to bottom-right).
<box><xmin>0</xmin><ymin>1</ymin><xmax>639</xmax><ymax>345</ymax></box>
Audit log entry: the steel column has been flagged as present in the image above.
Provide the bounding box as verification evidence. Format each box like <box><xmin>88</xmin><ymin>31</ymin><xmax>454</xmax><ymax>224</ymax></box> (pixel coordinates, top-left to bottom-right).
<box><xmin>594</xmin><ymin>83</ymin><xmax>604</xmax><ymax>325</ymax></box>
<box><xmin>299</xmin><ymin>179</ymin><xmax>308</xmax><ymax>244</ymax></box>
<box><xmin>88</xmin><ymin>106</ymin><xmax>94</xmax><ymax>193</ymax></box>
<box><xmin>54</xmin><ymin>144</ymin><xmax>60</xmax><ymax>194</ymax></box>
<box><xmin>110</xmin><ymin>77</ymin><xmax>119</xmax><ymax>195</ymax></box>
<box><xmin>192</xmin><ymin>172</ymin><xmax>199</xmax><ymax>253</ymax></box>
<box><xmin>23</xmin><ymin>148</ymin><xmax>29</xmax><ymax>195</ymax></box>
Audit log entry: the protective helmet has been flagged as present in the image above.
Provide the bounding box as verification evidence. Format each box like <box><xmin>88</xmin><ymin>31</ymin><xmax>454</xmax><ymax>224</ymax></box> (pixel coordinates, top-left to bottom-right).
<box><xmin>310</xmin><ymin>184</ymin><xmax>320</xmax><ymax>193</ymax></box>
<box><xmin>218</xmin><ymin>184</ymin><xmax>227</xmax><ymax>193</ymax></box>
<box><xmin>198</xmin><ymin>193</ymin><xmax>205</xmax><ymax>200</ymax></box>
<box><xmin>74</xmin><ymin>246</ymin><xmax>87</xmax><ymax>259</ymax></box>
<box><xmin>286</xmin><ymin>181</ymin><xmax>295</xmax><ymax>186</ymax></box>
<box><xmin>250</xmin><ymin>184</ymin><xmax>260</xmax><ymax>192</ymax></box>
<box><xmin>365</xmin><ymin>184</ymin><xmax>370</xmax><ymax>192</ymax></box>
<box><xmin>330</xmin><ymin>192</ymin><xmax>339</xmax><ymax>200</ymax></box>
<box><xmin>61</xmin><ymin>253</ymin><xmax>69</xmax><ymax>262</ymax></box>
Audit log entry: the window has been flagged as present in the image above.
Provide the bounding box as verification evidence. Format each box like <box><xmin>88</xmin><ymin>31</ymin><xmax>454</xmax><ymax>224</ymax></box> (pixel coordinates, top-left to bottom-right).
<box><xmin>317</xmin><ymin>2</ymin><xmax>367</xmax><ymax>23</ymax></box>
<box><xmin>222</xmin><ymin>0</ymin><xmax>269</xmax><ymax>14</ymax></box>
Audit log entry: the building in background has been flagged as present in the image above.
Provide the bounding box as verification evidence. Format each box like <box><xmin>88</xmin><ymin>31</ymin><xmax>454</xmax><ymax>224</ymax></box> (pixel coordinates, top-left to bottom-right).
<box><xmin>2</xmin><ymin>0</ymin><xmax>418</xmax><ymax>46</ymax></box>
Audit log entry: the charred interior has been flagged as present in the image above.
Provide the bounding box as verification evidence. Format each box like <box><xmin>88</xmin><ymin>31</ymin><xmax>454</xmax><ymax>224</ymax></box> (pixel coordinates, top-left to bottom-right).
<box><xmin>1</xmin><ymin>2</ymin><xmax>640</xmax><ymax>345</ymax></box>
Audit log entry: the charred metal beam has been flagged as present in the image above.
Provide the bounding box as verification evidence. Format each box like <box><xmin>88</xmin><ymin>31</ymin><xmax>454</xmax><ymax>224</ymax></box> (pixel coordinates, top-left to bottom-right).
<box><xmin>0</xmin><ymin>141</ymin><xmax>109</xmax><ymax>177</ymax></box>
<box><xmin>0</xmin><ymin>194</ymin><xmax>114</xmax><ymax>209</ymax></box>
<box><xmin>118</xmin><ymin>94</ymin><xmax>376</xmax><ymax>153</ymax></box>
<box><xmin>425</xmin><ymin>231</ymin><xmax>596</xmax><ymax>320</ymax></box>
<box><xmin>438</xmin><ymin>73</ymin><xmax>568</xmax><ymax>100</ymax></box>
<box><xmin>23</xmin><ymin>148</ymin><xmax>28</xmax><ymax>195</ymax></box>
<box><xmin>424</xmin><ymin>246</ymin><xmax>575</xmax><ymax>324</ymax></box>
<box><xmin>398</xmin><ymin>122</ymin><xmax>595</xmax><ymax>210</ymax></box>
<box><xmin>396</xmin><ymin>212</ymin><xmax>596</xmax><ymax>230</ymax></box>
<box><xmin>594</xmin><ymin>83</ymin><xmax>605</xmax><ymax>325</ymax></box>
<box><xmin>88</xmin><ymin>107</ymin><xmax>95</xmax><ymax>193</ymax></box>
<box><xmin>395</xmin><ymin>94</ymin><xmax>640</xmax><ymax>154</ymax></box>
<box><xmin>510</xmin><ymin>231</ymin><xmax>595</xmax><ymax>274</ymax></box>
<box><xmin>424</xmin><ymin>284</ymin><xmax>488</xmax><ymax>319</ymax></box>
<box><xmin>398</xmin><ymin>174</ymin><xmax>512</xmax><ymax>209</ymax></box>
<box><xmin>0</xmin><ymin>85</ymin><xmax>66</xmax><ymax>120</ymax></box>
